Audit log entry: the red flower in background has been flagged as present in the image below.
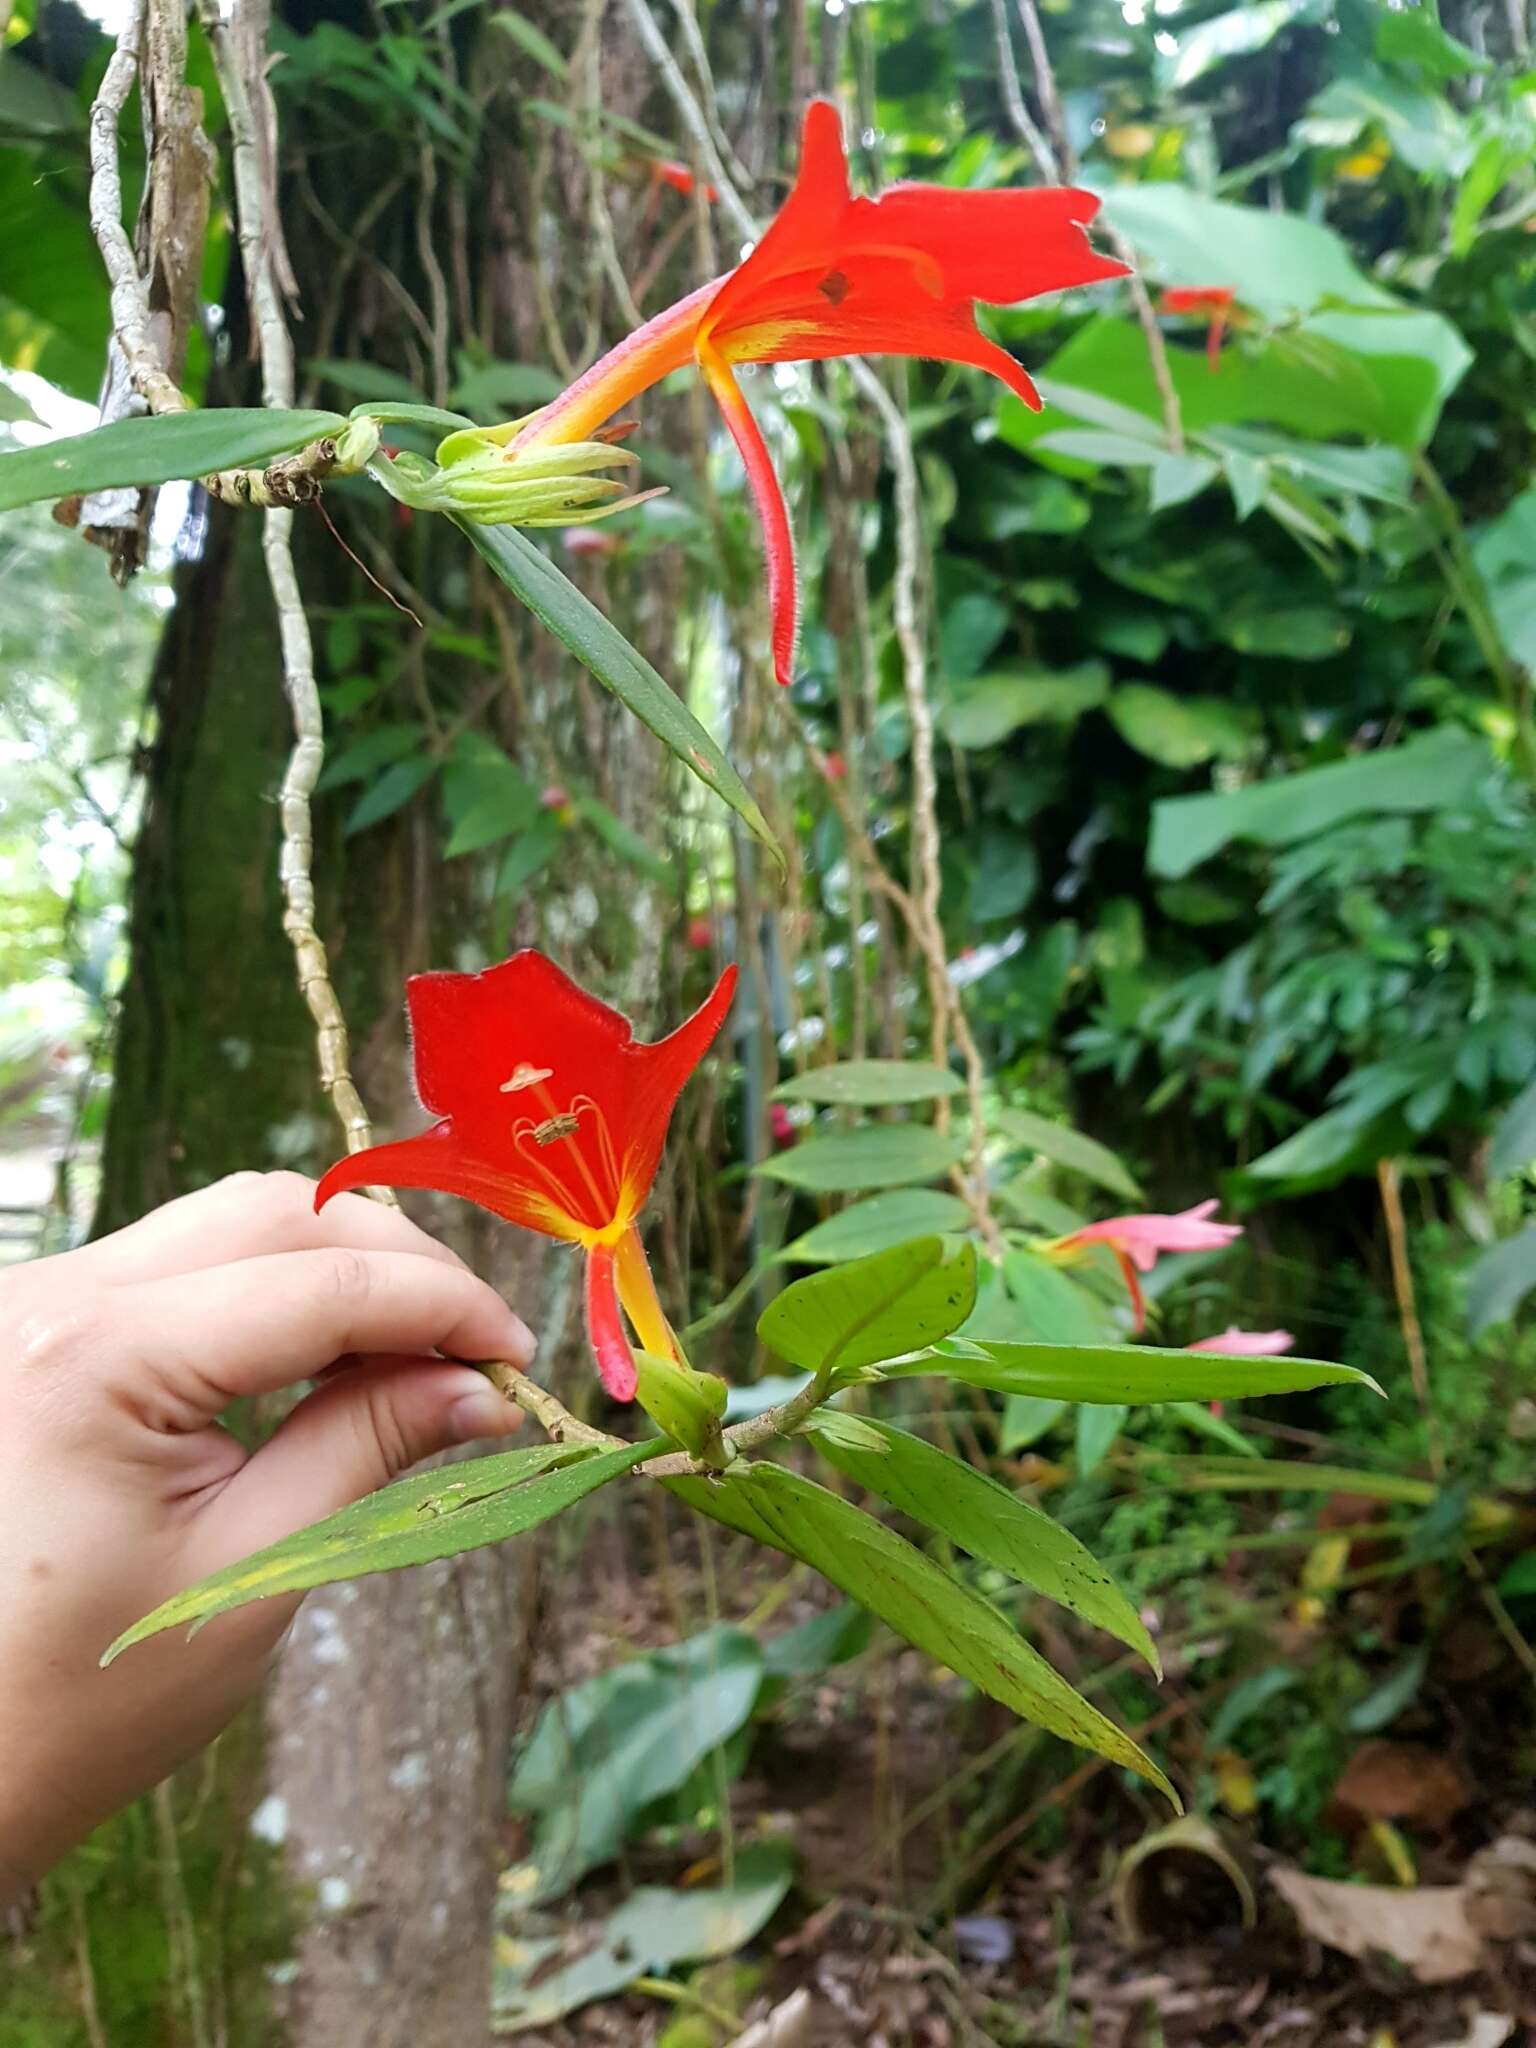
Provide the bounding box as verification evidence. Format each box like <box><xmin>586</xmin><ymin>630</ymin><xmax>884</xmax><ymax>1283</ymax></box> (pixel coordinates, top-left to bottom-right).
<box><xmin>513</xmin><ymin>99</ymin><xmax>1127</xmax><ymax>684</ymax></box>
<box><xmin>651</xmin><ymin>158</ymin><xmax>720</xmax><ymax>202</ymax></box>
<box><xmin>1160</xmin><ymin>285</ymin><xmax>1236</xmax><ymax>372</ymax></box>
<box><xmin>315</xmin><ymin>951</ymin><xmax>736</xmax><ymax>1402</ymax></box>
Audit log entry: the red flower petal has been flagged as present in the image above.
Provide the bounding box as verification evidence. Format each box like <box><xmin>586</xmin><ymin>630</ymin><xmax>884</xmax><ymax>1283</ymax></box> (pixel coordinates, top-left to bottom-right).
<box><xmin>699</xmin><ymin>340</ymin><xmax>799</xmax><ymax>685</ymax></box>
<box><xmin>314</xmin><ymin>952</ymin><xmax>737</xmax><ymax>1246</ymax></box>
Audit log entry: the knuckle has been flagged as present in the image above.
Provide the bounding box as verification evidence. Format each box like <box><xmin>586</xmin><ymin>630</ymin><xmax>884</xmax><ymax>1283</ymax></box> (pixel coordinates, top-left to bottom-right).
<box><xmin>254</xmin><ymin>1169</ymin><xmax>318</xmax><ymax>1216</ymax></box>
<box><xmin>10</xmin><ymin>1294</ymin><xmax>102</xmax><ymax>1378</ymax></box>
<box><xmin>318</xmin><ymin>1245</ymin><xmax>374</xmax><ymax>1307</ymax></box>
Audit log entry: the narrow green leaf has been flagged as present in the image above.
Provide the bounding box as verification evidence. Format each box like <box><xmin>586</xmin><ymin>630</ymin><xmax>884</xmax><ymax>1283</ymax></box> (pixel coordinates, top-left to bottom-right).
<box><xmin>754</xmin><ymin>1123</ymin><xmax>967</xmax><ymax>1192</ymax></box>
<box><xmin>462</xmin><ymin>523</ymin><xmax>782</xmax><ymax>869</ymax></box>
<box><xmin>1466</xmin><ymin>1226</ymin><xmax>1536</xmax><ymax>1338</ymax></box>
<box><xmin>667</xmin><ymin>1464</ymin><xmax>1175</xmax><ymax>1801</ymax></box>
<box><xmin>1076</xmin><ymin>1402</ymin><xmax>1128</xmax><ymax>1477</ymax></box>
<box><xmin>772</xmin><ymin>1060</ymin><xmax>965</xmax><ymax>1106</ymax></box>
<box><xmin>758</xmin><ymin>1237</ymin><xmax>978</xmax><ymax>1376</ymax></box>
<box><xmin>0</xmin><ymin>408</ymin><xmax>347</xmax><ymax>512</ymax></box>
<box><xmin>352</xmin><ymin>399</ymin><xmax>476</xmax><ymax>435</ymax></box>
<box><xmin>888</xmin><ymin>1341</ymin><xmax>1381</xmax><ymax>1404</ymax></box>
<box><xmin>996</xmin><ymin>1107</ymin><xmax>1143</xmax><ymax>1202</ymax></box>
<box><xmin>104</xmin><ymin>1440</ymin><xmax>653</xmax><ymax>1662</ymax></box>
<box><xmin>344</xmin><ymin>756</ymin><xmax>438</xmax><ymax>833</ymax></box>
<box><xmin>809</xmin><ymin>1416</ymin><xmax>1157</xmax><ymax>1671</ymax></box>
<box><xmin>489</xmin><ymin>8</ymin><xmax>570</xmax><ymax>78</ymax></box>
<box><xmin>786</xmin><ymin>1189</ymin><xmax>975</xmax><ymax>1265</ymax></box>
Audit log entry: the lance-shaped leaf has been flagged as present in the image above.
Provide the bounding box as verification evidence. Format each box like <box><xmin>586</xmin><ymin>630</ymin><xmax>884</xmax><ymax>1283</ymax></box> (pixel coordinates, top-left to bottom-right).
<box><xmin>786</xmin><ymin>1189</ymin><xmax>975</xmax><ymax>1265</ymax></box>
<box><xmin>885</xmin><ymin>1340</ymin><xmax>1381</xmax><ymax>1404</ymax></box>
<box><xmin>754</xmin><ymin>1123</ymin><xmax>967</xmax><ymax>1192</ymax></box>
<box><xmin>807</xmin><ymin>1415</ymin><xmax>1157</xmax><ymax>1672</ymax></box>
<box><xmin>758</xmin><ymin>1236</ymin><xmax>978</xmax><ymax>1376</ymax></box>
<box><xmin>0</xmin><ymin>407</ymin><xmax>348</xmax><ymax>512</ymax></box>
<box><xmin>103</xmin><ymin>1438</ymin><xmax>654</xmax><ymax>1662</ymax></box>
<box><xmin>666</xmin><ymin>1463</ymin><xmax>1175</xmax><ymax>1801</ymax></box>
<box><xmin>462</xmin><ymin>521</ymin><xmax>781</xmax><ymax>868</ymax></box>
<box><xmin>772</xmin><ymin>1059</ymin><xmax>965</xmax><ymax>1106</ymax></box>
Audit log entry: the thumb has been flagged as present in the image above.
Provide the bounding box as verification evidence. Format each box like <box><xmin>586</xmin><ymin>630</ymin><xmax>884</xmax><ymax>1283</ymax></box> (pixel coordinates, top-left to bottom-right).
<box><xmin>206</xmin><ymin>1356</ymin><xmax>524</xmax><ymax>1557</ymax></box>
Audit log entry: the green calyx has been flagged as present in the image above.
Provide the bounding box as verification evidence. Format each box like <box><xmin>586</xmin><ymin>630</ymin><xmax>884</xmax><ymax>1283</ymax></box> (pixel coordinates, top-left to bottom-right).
<box><xmin>367</xmin><ymin>418</ymin><xmax>662</xmax><ymax>529</ymax></box>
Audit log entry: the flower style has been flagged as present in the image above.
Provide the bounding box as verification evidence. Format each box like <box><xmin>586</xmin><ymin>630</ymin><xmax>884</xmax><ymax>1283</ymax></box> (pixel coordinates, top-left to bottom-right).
<box><xmin>508</xmin><ymin>99</ymin><xmax>1127</xmax><ymax>684</ymax></box>
<box><xmin>315</xmin><ymin>950</ymin><xmax>737</xmax><ymax>1402</ymax></box>
<box><xmin>1160</xmin><ymin>285</ymin><xmax>1236</xmax><ymax>372</ymax></box>
<box><xmin>1042</xmin><ymin>1200</ymin><xmax>1243</xmax><ymax>1333</ymax></box>
<box><xmin>1188</xmin><ymin>1327</ymin><xmax>1294</xmax><ymax>1356</ymax></box>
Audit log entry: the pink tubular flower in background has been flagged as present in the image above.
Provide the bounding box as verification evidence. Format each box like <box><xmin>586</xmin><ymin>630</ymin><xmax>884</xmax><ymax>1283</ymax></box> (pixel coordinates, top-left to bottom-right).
<box><xmin>1188</xmin><ymin>1328</ymin><xmax>1295</xmax><ymax>1355</ymax></box>
<box><xmin>1160</xmin><ymin>284</ymin><xmax>1237</xmax><ymax>371</ymax></box>
<box><xmin>1042</xmin><ymin>1200</ymin><xmax>1243</xmax><ymax>1332</ymax></box>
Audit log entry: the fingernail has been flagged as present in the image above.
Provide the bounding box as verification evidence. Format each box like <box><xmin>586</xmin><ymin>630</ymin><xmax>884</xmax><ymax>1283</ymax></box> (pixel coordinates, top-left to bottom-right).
<box><xmin>448</xmin><ymin>1388</ymin><xmax>517</xmax><ymax>1442</ymax></box>
<box><xmin>504</xmin><ymin>1315</ymin><xmax>538</xmax><ymax>1367</ymax></box>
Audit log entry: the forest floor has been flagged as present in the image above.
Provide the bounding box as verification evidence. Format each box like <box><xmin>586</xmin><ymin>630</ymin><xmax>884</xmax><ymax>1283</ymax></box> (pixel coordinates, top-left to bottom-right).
<box><xmin>503</xmin><ymin>1505</ymin><xmax>1536</xmax><ymax>2048</ymax></box>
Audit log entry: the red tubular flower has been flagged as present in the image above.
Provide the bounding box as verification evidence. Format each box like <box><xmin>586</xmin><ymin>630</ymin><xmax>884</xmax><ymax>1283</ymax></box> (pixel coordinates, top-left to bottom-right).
<box><xmin>512</xmin><ymin>100</ymin><xmax>1127</xmax><ymax>685</ymax></box>
<box><xmin>315</xmin><ymin>950</ymin><xmax>737</xmax><ymax>1402</ymax></box>
<box><xmin>1042</xmin><ymin>1200</ymin><xmax>1243</xmax><ymax>1333</ymax></box>
<box><xmin>1160</xmin><ymin>285</ymin><xmax>1237</xmax><ymax>372</ymax></box>
<box><xmin>652</xmin><ymin>158</ymin><xmax>720</xmax><ymax>202</ymax></box>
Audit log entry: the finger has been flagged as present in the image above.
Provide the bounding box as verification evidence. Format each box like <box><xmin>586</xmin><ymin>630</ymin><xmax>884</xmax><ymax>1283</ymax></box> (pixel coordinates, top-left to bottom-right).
<box><xmin>111</xmin><ymin>1248</ymin><xmax>537</xmax><ymax>1428</ymax></box>
<box><xmin>72</xmin><ymin>1172</ymin><xmax>469</xmax><ymax>1286</ymax></box>
<box><xmin>202</xmin><ymin>1357</ymin><xmax>524</xmax><ymax>1559</ymax></box>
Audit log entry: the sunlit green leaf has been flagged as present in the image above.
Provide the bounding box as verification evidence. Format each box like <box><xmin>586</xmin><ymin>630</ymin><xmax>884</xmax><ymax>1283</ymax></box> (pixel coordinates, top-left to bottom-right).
<box><xmin>0</xmin><ymin>408</ymin><xmax>347</xmax><ymax>513</ymax></box>
<box><xmin>887</xmin><ymin>1341</ymin><xmax>1380</xmax><ymax>1404</ymax></box>
<box><xmin>773</xmin><ymin>1059</ymin><xmax>964</xmax><ymax>1106</ymax></box>
<box><xmin>758</xmin><ymin>1236</ymin><xmax>977</xmax><ymax>1375</ymax></box>
<box><xmin>754</xmin><ymin>1123</ymin><xmax>967</xmax><ymax>1193</ymax></box>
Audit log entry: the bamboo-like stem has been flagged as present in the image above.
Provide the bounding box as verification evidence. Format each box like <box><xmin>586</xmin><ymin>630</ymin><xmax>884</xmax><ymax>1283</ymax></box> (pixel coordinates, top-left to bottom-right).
<box><xmin>1376</xmin><ymin>1157</ymin><xmax>1442</xmax><ymax>1479</ymax></box>
<box><xmin>198</xmin><ymin>0</ymin><xmax>387</xmax><ymax>1171</ymax></box>
<box><xmin>86</xmin><ymin>0</ymin><xmax>191</xmax><ymax>420</ymax></box>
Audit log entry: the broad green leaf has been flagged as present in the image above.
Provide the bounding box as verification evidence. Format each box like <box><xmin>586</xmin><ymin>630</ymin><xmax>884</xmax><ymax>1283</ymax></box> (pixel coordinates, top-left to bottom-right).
<box><xmin>496</xmin><ymin>815</ymin><xmax>562</xmax><ymax>895</ymax></box>
<box><xmin>1472</xmin><ymin>489</ymin><xmax>1536</xmax><ymax>673</ymax></box>
<box><xmin>753</xmin><ymin>1123</ymin><xmax>967</xmax><ymax>1192</ymax></box>
<box><xmin>667</xmin><ymin>1464</ymin><xmax>1175</xmax><ymax>1800</ymax></box>
<box><xmin>1107</xmin><ymin>685</ymin><xmax>1253</xmax><ymax>770</ymax></box>
<box><xmin>448</xmin><ymin>355</ymin><xmax>563</xmax><ymax>416</ymax></box>
<box><xmin>570</xmin><ymin>792</ymin><xmax>671</xmax><ymax>883</ymax></box>
<box><xmin>1160</xmin><ymin>0</ymin><xmax>1324</xmax><ymax>87</ymax></box>
<box><xmin>809</xmin><ymin>1416</ymin><xmax>1157</xmax><ymax>1670</ymax></box>
<box><xmin>1491</xmin><ymin>1077</ymin><xmax>1536</xmax><ymax>1181</ymax></box>
<box><xmin>492</xmin><ymin>1844</ymin><xmax>792</xmax><ymax>2030</ymax></box>
<box><xmin>888</xmin><ymin>1341</ymin><xmax>1380</xmax><ymax>1404</ymax></box>
<box><xmin>762</xmin><ymin>1602</ymin><xmax>872</xmax><ymax>1678</ymax></box>
<box><xmin>999</xmin><ymin>1252</ymin><xmax>1122</xmax><ymax>1346</ymax></box>
<box><xmin>1001</xmin><ymin>1396</ymin><xmax>1068</xmax><ymax>1450</ymax></box>
<box><xmin>941</xmin><ymin>663</ymin><xmax>1108</xmax><ymax>748</ymax></box>
<box><xmin>1375</xmin><ymin>6</ymin><xmax>1485</xmax><ymax>78</ymax></box>
<box><xmin>104</xmin><ymin>1440</ymin><xmax>654</xmax><ymax>1662</ymax></box>
<box><xmin>463</xmin><ymin>523</ymin><xmax>782</xmax><ymax>868</ymax></box>
<box><xmin>997</xmin><ymin>1106</ymin><xmax>1143</xmax><ymax>1202</ymax></box>
<box><xmin>0</xmin><ymin>407</ymin><xmax>348</xmax><ymax>513</ymax></box>
<box><xmin>758</xmin><ymin>1236</ymin><xmax>977</xmax><ymax>1375</ymax></box>
<box><xmin>506</xmin><ymin>1626</ymin><xmax>763</xmax><ymax>1903</ymax></box>
<box><xmin>1304</xmin><ymin>69</ymin><xmax>1475</xmax><ymax>178</ymax></box>
<box><xmin>786</xmin><ymin>1190</ymin><xmax>974</xmax><ymax>1265</ymax></box>
<box><xmin>308</xmin><ymin>358</ymin><xmax>422</xmax><ymax>404</ymax></box>
<box><xmin>1148</xmin><ymin>728</ymin><xmax>1491</xmax><ymax>878</ymax></box>
<box><xmin>345</xmin><ymin>756</ymin><xmax>438</xmax><ymax>833</ymax></box>
<box><xmin>773</xmin><ymin>1059</ymin><xmax>964</xmax><ymax>1106</ymax></box>
<box><xmin>1466</xmin><ymin>1226</ymin><xmax>1536</xmax><ymax>1338</ymax></box>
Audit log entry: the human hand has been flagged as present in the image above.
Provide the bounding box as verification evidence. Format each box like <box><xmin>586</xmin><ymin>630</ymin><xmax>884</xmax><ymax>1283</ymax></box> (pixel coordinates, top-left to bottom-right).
<box><xmin>0</xmin><ymin>1170</ymin><xmax>534</xmax><ymax>1902</ymax></box>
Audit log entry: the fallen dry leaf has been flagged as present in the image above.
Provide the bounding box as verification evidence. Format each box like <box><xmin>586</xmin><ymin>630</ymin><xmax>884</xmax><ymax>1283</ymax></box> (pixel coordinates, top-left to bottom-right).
<box><xmin>1429</xmin><ymin>2016</ymin><xmax>1515</xmax><ymax>2048</ymax></box>
<box><xmin>728</xmin><ymin>1988</ymin><xmax>814</xmax><ymax>2048</ymax></box>
<box><xmin>1270</xmin><ymin>1866</ymin><xmax>1482</xmax><ymax>1983</ymax></box>
<box><xmin>1331</xmin><ymin>1741</ymin><xmax>1473</xmax><ymax>1832</ymax></box>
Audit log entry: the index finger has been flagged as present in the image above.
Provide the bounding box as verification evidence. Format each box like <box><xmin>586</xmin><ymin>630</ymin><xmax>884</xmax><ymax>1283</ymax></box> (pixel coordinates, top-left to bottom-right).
<box><xmin>73</xmin><ymin>1172</ymin><xmax>469</xmax><ymax>1286</ymax></box>
<box><xmin>109</xmin><ymin>1247</ymin><xmax>537</xmax><ymax>1427</ymax></box>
